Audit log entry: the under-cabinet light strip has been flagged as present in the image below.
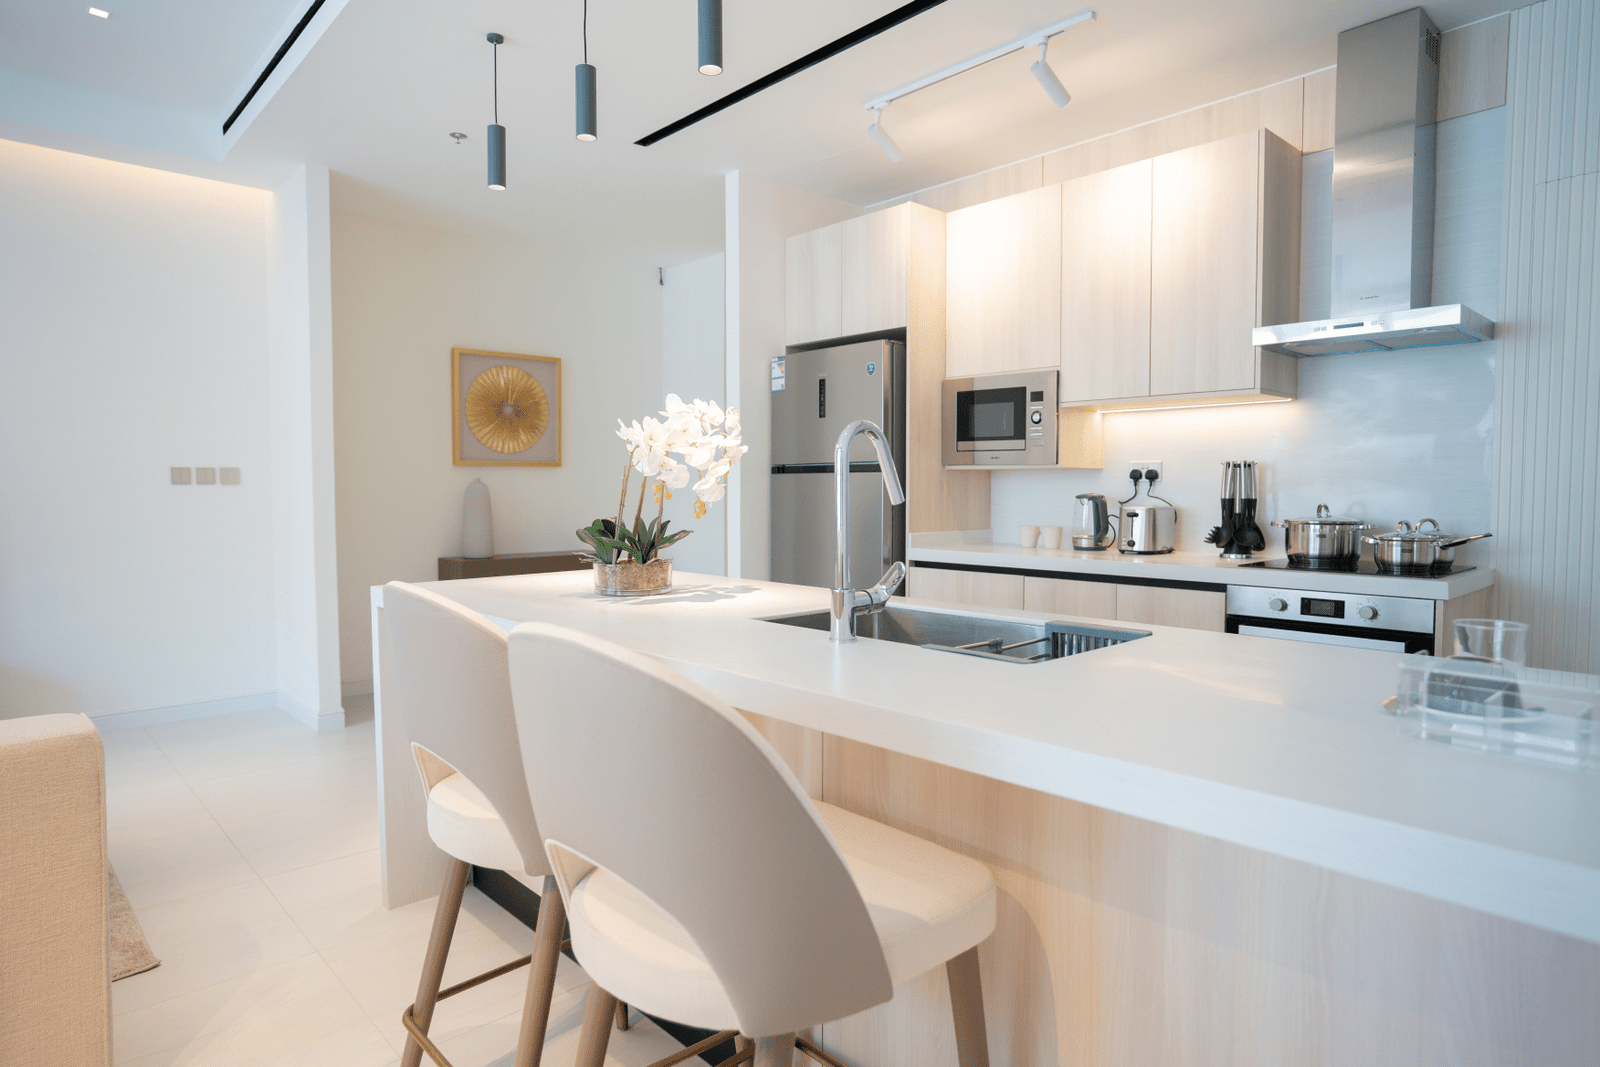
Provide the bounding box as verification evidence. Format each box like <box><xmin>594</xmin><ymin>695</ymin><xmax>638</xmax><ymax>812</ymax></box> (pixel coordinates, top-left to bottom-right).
<box><xmin>1097</xmin><ymin>397</ymin><xmax>1294</xmax><ymax>414</ymax></box>
<box><xmin>863</xmin><ymin>8</ymin><xmax>1095</xmax><ymax>112</ymax></box>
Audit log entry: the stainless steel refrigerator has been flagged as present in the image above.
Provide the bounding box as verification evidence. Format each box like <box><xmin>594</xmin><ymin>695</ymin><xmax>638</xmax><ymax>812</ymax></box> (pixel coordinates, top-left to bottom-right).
<box><xmin>770</xmin><ymin>339</ymin><xmax>906</xmax><ymax>589</ymax></box>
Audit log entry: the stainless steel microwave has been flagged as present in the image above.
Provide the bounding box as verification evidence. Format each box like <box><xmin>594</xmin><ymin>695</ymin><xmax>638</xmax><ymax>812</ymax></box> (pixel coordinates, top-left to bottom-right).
<box><xmin>942</xmin><ymin>370</ymin><xmax>1058</xmax><ymax>467</ymax></box>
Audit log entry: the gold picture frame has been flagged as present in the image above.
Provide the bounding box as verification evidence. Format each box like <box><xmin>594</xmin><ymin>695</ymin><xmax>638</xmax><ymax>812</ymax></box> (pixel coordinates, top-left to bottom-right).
<box><xmin>451</xmin><ymin>348</ymin><xmax>562</xmax><ymax>467</ymax></box>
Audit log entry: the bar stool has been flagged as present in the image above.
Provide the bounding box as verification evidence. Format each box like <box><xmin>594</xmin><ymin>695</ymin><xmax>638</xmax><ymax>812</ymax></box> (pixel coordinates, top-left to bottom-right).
<box><xmin>383</xmin><ymin>582</ymin><xmax>570</xmax><ymax>1067</ymax></box>
<box><xmin>506</xmin><ymin>620</ymin><xmax>998</xmax><ymax>1067</ymax></box>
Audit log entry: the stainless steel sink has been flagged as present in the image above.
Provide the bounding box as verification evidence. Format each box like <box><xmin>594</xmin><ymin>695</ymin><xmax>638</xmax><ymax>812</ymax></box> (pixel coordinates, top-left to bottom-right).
<box><xmin>762</xmin><ymin>603</ymin><xmax>1149</xmax><ymax>663</ymax></box>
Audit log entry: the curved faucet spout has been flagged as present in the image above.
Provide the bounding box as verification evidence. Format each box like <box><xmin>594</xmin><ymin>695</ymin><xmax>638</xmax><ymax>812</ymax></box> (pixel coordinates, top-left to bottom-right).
<box><xmin>832</xmin><ymin>420</ymin><xmax>905</xmax><ymax>642</ymax></box>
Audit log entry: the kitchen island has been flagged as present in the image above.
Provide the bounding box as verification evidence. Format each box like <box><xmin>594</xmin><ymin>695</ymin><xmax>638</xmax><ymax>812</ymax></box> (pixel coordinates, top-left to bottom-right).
<box><xmin>371</xmin><ymin>571</ymin><xmax>1597</xmax><ymax>1066</ymax></box>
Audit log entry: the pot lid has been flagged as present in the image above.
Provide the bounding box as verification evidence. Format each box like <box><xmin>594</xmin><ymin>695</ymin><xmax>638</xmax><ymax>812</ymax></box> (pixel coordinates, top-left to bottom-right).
<box><xmin>1282</xmin><ymin>504</ymin><xmax>1367</xmax><ymax>526</ymax></box>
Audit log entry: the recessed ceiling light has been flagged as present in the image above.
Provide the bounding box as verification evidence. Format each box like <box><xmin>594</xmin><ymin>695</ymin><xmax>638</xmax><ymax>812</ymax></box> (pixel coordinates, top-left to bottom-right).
<box><xmin>88</xmin><ymin>6</ymin><xmax>110</xmax><ymax>16</ymax></box>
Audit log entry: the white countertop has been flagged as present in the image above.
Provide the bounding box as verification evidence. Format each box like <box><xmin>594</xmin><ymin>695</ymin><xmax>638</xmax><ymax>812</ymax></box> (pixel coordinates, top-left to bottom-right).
<box><xmin>909</xmin><ymin>531</ymin><xmax>1496</xmax><ymax>600</ymax></box>
<box><xmin>414</xmin><ymin>571</ymin><xmax>1595</xmax><ymax>945</ymax></box>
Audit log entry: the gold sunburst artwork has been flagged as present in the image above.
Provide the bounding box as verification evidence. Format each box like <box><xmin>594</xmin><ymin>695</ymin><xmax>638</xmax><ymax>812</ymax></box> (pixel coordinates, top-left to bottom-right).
<box><xmin>465</xmin><ymin>365</ymin><xmax>549</xmax><ymax>453</ymax></box>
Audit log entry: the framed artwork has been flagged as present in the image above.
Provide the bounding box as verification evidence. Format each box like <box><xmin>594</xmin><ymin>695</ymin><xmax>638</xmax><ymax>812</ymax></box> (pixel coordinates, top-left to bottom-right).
<box><xmin>451</xmin><ymin>348</ymin><xmax>562</xmax><ymax>467</ymax></box>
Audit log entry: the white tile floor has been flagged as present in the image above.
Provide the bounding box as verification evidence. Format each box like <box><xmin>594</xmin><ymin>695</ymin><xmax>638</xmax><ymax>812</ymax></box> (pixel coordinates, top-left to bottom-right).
<box><xmin>103</xmin><ymin>699</ymin><xmax>688</xmax><ymax>1067</ymax></box>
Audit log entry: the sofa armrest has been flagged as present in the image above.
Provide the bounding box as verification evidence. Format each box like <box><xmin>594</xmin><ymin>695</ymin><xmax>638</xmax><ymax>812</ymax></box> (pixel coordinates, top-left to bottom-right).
<box><xmin>0</xmin><ymin>714</ymin><xmax>111</xmax><ymax>1067</ymax></box>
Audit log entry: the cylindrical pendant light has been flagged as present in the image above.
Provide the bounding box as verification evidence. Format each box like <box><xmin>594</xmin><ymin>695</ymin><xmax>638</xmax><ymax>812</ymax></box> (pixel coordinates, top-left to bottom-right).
<box><xmin>576</xmin><ymin>1</ymin><xmax>597</xmax><ymax>140</ymax></box>
<box><xmin>576</xmin><ymin>64</ymin><xmax>597</xmax><ymax>141</ymax></box>
<box><xmin>486</xmin><ymin>32</ymin><xmax>506</xmax><ymax>189</ymax></box>
<box><xmin>698</xmin><ymin>0</ymin><xmax>722</xmax><ymax>75</ymax></box>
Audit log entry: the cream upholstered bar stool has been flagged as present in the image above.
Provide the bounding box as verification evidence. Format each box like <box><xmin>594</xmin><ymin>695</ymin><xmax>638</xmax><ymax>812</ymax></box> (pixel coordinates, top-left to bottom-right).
<box><xmin>507</xmin><ymin>620</ymin><xmax>998</xmax><ymax>1067</ymax></box>
<box><xmin>383</xmin><ymin>582</ymin><xmax>574</xmax><ymax>1067</ymax></box>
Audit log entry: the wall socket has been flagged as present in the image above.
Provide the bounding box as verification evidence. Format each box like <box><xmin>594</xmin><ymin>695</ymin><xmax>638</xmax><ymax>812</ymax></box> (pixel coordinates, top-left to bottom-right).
<box><xmin>1128</xmin><ymin>460</ymin><xmax>1163</xmax><ymax>481</ymax></box>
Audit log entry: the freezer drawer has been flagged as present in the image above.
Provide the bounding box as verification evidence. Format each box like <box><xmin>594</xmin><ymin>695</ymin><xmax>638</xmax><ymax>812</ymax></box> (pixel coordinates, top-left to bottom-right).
<box><xmin>771</xmin><ymin>470</ymin><xmax>898</xmax><ymax>590</ymax></box>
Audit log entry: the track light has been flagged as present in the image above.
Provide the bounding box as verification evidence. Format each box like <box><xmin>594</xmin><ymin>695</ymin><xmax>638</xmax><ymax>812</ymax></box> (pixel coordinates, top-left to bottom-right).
<box><xmin>486</xmin><ymin>33</ymin><xmax>506</xmax><ymax>190</ymax></box>
<box><xmin>1030</xmin><ymin>40</ymin><xmax>1070</xmax><ymax>107</ymax></box>
<box><xmin>577</xmin><ymin>0</ymin><xmax>597</xmax><ymax>140</ymax></box>
<box><xmin>867</xmin><ymin>108</ymin><xmax>901</xmax><ymax>163</ymax></box>
<box><xmin>698</xmin><ymin>0</ymin><xmax>722</xmax><ymax>75</ymax></box>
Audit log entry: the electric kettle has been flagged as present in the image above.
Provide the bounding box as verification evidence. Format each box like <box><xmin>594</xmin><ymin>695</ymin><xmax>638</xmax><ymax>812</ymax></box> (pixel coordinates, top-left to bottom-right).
<box><xmin>1073</xmin><ymin>494</ymin><xmax>1116</xmax><ymax>550</ymax></box>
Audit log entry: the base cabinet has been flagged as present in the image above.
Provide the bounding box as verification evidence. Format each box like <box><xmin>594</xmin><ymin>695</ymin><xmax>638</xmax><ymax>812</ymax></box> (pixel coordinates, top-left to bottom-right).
<box><xmin>916</xmin><ymin>568</ymin><xmax>1224</xmax><ymax>633</ymax></box>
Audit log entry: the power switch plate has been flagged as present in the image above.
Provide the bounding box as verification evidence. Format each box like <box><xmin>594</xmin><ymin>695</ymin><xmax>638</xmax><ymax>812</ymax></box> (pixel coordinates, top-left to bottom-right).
<box><xmin>219</xmin><ymin>467</ymin><xmax>241</xmax><ymax>485</ymax></box>
<box><xmin>171</xmin><ymin>467</ymin><xmax>191</xmax><ymax>485</ymax></box>
<box><xmin>195</xmin><ymin>467</ymin><xmax>216</xmax><ymax>485</ymax></box>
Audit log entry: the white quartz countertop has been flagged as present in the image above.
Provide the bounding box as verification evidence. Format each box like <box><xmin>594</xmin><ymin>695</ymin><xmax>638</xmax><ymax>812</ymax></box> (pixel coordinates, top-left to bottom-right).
<box><xmin>909</xmin><ymin>531</ymin><xmax>1496</xmax><ymax>600</ymax></box>
<box><xmin>414</xmin><ymin>571</ymin><xmax>1595</xmax><ymax>944</ymax></box>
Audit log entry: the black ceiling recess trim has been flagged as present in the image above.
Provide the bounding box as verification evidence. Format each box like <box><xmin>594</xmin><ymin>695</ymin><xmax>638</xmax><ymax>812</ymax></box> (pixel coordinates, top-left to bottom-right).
<box><xmin>634</xmin><ymin>0</ymin><xmax>950</xmax><ymax>147</ymax></box>
<box><xmin>223</xmin><ymin>0</ymin><xmax>328</xmax><ymax>134</ymax></box>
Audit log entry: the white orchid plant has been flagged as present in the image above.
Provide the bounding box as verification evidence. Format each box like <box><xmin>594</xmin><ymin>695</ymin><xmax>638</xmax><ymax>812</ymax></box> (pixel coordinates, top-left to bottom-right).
<box><xmin>577</xmin><ymin>395</ymin><xmax>747</xmax><ymax>565</ymax></box>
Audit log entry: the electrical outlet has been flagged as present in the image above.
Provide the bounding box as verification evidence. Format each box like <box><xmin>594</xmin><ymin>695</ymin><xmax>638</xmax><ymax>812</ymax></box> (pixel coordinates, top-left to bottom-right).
<box><xmin>1128</xmin><ymin>460</ymin><xmax>1163</xmax><ymax>481</ymax></box>
<box><xmin>195</xmin><ymin>467</ymin><xmax>216</xmax><ymax>485</ymax></box>
<box><xmin>170</xmin><ymin>467</ymin><xmax>191</xmax><ymax>485</ymax></box>
<box><xmin>220</xmin><ymin>467</ymin><xmax>241</xmax><ymax>485</ymax></box>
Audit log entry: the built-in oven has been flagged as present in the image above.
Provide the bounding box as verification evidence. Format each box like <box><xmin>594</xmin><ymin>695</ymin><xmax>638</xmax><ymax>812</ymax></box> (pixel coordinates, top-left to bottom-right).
<box><xmin>1226</xmin><ymin>585</ymin><xmax>1436</xmax><ymax>654</ymax></box>
<box><xmin>942</xmin><ymin>369</ymin><xmax>1058</xmax><ymax>467</ymax></box>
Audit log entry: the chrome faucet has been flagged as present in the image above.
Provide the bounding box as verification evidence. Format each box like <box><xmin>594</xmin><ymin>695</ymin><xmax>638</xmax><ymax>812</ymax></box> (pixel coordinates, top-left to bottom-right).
<box><xmin>832</xmin><ymin>419</ymin><xmax>907</xmax><ymax>642</ymax></box>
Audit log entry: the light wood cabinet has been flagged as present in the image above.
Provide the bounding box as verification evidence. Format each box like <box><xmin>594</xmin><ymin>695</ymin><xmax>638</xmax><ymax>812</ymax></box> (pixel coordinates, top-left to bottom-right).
<box><xmin>1022</xmin><ymin>575</ymin><xmax>1118</xmax><ymax>619</ymax></box>
<box><xmin>945</xmin><ymin>184</ymin><xmax>1062</xmax><ymax>377</ymax></box>
<box><xmin>784</xmin><ymin>223</ymin><xmax>843</xmax><ymax>345</ymax></box>
<box><xmin>907</xmin><ymin>566</ymin><xmax>1024</xmax><ymax>610</ymax></box>
<box><xmin>1114</xmin><ymin>584</ymin><xmax>1226</xmax><ymax>632</ymax></box>
<box><xmin>841</xmin><ymin>205</ymin><xmax>910</xmax><ymax>336</ymax></box>
<box><xmin>1148</xmin><ymin>128</ymin><xmax>1301</xmax><ymax>400</ymax></box>
<box><xmin>1061</xmin><ymin>159</ymin><xmax>1152</xmax><ymax>404</ymax></box>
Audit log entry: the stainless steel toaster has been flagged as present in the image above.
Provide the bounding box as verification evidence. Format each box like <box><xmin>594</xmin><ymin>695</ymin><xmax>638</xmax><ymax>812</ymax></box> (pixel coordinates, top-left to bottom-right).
<box><xmin>1117</xmin><ymin>504</ymin><xmax>1176</xmax><ymax>554</ymax></box>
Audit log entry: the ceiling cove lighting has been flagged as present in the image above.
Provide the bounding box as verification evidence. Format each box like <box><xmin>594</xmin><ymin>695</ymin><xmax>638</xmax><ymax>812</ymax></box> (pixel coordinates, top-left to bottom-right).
<box><xmin>867</xmin><ymin>109</ymin><xmax>902</xmax><ymax>163</ymax></box>
<box><xmin>698</xmin><ymin>0</ymin><xmax>722</xmax><ymax>75</ymax></box>
<box><xmin>576</xmin><ymin>0</ymin><xmax>597</xmax><ymax>140</ymax></box>
<box><xmin>486</xmin><ymin>32</ymin><xmax>506</xmax><ymax>190</ymax></box>
<box><xmin>862</xmin><ymin>9</ymin><xmax>1093</xmax><ymax>155</ymax></box>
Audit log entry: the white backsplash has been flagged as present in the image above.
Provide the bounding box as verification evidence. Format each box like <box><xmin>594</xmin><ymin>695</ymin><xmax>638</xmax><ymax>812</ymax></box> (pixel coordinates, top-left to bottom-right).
<box><xmin>992</xmin><ymin>107</ymin><xmax>1505</xmax><ymax>569</ymax></box>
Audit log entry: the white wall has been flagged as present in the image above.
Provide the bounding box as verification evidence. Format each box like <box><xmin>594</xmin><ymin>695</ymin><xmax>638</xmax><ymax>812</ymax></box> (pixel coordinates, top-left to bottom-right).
<box><xmin>991</xmin><ymin>106</ymin><xmax>1504</xmax><ymax>567</ymax></box>
<box><xmin>330</xmin><ymin>212</ymin><xmax>671</xmax><ymax>685</ymax></box>
<box><xmin>269</xmin><ymin>164</ymin><xmax>344</xmax><ymax>730</ymax></box>
<box><xmin>724</xmin><ymin>172</ymin><xmax>860</xmax><ymax>580</ymax></box>
<box><xmin>660</xmin><ymin>253</ymin><xmax>727</xmax><ymax>576</ymax></box>
<box><xmin>0</xmin><ymin>138</ymin><xmax>278</xmax><ymax>722</ymax></box>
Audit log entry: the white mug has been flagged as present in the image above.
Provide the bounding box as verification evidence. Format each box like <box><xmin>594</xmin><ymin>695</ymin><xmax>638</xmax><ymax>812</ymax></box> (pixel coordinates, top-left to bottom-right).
<box><xmin>1019</xmin><ymin>525</ymin><xmax>1040</xmax><ymax>548</ymax></box>
<box><xmin>1039</xmin><ymin>525</ymin><xmax>1064</xmax><ymax>550</ymax></box>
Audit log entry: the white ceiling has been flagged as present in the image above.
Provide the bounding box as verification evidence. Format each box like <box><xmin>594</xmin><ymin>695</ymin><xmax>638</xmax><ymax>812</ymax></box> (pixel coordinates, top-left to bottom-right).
<box><xmin>0</xmin><ymin>0</ymin><xmax>1514</xmax><ymax>254</ymax></box>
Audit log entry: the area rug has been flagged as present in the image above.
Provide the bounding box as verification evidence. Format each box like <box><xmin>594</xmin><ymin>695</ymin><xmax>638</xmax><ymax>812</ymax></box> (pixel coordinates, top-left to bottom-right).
<box><xmin>108</xmin><ymin>866</ymin><xmax>160</xmax><ymax>980</ymax></box>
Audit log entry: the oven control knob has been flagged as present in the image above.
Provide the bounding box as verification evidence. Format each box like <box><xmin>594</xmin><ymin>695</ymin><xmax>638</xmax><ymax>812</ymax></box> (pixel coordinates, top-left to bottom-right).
<box><xmin>1030</xmin><ymin>410</ymin><xmax>1043</xmax><ymax>425</ymax></box>
<box><xmin>1268</xmin><ymin>598</ymin><xmax>1287</xmax><ymax>612</ymax></box>
<box><xmin>1359</xmin><ymin>605</ymin><xmax>1379</xmax><ymax>620</ymax></box>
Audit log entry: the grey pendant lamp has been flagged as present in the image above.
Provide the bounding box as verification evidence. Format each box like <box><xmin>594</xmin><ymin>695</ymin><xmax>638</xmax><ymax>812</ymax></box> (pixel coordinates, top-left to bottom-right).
<box><xmin>486</xmin><ymin>32</ymin><xmax>506</xmax><ymax>189</ymax></box>
<box><xmin>576</xmin><ymin>0</ymin><xmax>596</xmax><ymax>141</ymax></box>
<box><xmin>698</xmin><ymin>0</ymin><xmax>722</xmax><ymax>75</ymax></box>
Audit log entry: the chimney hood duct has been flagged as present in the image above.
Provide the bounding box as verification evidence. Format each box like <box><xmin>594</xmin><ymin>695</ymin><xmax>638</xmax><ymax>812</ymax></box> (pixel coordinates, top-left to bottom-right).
<box><xmin>1253</xmin><ymin>8</ymin><xmax>1494</xmax><ymax>357</ymax></box>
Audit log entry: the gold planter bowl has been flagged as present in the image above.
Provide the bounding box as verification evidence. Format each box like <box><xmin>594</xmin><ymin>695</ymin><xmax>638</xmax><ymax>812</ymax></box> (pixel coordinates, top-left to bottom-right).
<box><xmin>592</xmin><ymin>559</ymin><xmax>673</xmax><ymax>597</ymax></box>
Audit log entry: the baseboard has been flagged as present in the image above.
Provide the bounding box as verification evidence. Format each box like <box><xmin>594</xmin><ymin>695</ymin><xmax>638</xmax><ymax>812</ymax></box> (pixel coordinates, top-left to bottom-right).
<box><xmin>342</xmin><ymin>678</ymin><xmax>374</xmax><ymax>698</ymax></box>
<box><xmin>277</xmin><ymin>691</ymin><xmax>346</xmax><ymax>732</ymax></box>
<box><xmin>90</xmin><ymin>691</ymin><xmax>280</xmax><ymax>731</ymax></box>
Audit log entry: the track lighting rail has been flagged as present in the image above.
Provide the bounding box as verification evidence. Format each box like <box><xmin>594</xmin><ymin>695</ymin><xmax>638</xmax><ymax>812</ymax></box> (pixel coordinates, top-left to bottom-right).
<box><xmin>863</xmin><ymin>9</ymin><xmax>1095</xmax><ymax>113</ymax></box>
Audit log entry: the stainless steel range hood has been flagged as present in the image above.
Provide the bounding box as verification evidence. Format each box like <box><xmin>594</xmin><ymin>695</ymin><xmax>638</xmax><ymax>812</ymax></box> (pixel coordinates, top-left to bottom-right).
<box><xmin>1253</xmin><ymin>8</ymin><xmax>1494</xmax><ymax>357</ymax></box>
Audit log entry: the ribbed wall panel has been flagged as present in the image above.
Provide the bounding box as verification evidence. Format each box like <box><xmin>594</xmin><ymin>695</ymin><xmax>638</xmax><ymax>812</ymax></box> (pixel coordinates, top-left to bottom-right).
<box><xmin>1492</xmin><ymin>0</ymin><xmax>1600</xmax><ymax>672</ymax></box>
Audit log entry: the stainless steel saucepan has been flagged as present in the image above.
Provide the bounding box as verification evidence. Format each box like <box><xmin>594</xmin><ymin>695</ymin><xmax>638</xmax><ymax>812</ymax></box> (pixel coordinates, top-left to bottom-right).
<box><xmin>1271</xmin><ymin>504</ymin><xmax>1369</xmax><ymax>562</ymax></box>
<box><xmin>1364</xmin><ymin>522</ymin><xmax>1492</xmax><ymax>572</ymax></box>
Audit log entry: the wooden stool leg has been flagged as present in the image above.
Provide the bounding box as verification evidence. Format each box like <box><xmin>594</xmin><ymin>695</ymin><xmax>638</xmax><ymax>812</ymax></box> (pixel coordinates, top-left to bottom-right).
<box><xmin>574</xmin><ymin>983</ymin><xmax>619</xmax><ymax>1067</ymax></box>
<box><xmin>946</xmin><ymin>947</ymin><xmax>990</xmax><ymax>1067</ymax></box>
<box><xmin>401</xmin><ymin>859</ymin><xmax>472</xmax><ymax>1067</ymax></box>
<box><xmin>513</xmin><ymin>876</ymin><xmax>568</xmax><ymax>1067</ymax></box>
<box><xmin>753</xmin><ymin>1033</ymin><xmax>796</xmax><ymax>1067</ymax></box>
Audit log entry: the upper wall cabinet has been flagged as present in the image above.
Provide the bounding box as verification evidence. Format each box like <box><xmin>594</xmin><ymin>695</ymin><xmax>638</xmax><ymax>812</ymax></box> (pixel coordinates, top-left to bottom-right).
<box><xmin>1061</xmin><ymin>159</ymin><xmax>1152</xmax><ymax>405</ymax></box>
<box><xmin>945</xmin><ymin>184</ymin><xmax>1062</xmax><ymax>377</ymax></box>
<box><xmin>785</xmin><ymin>223</ymin><xmax>844</xmax><ymax>346</ymax></box>
<box><xmin>842</xmin><ymin>206</ymin><xmax>911</xmax><ymax>336</ymax></box>
<box><xmin>1148</xmin><ymin>128</ymin><xmax>1301</xmax><ymax>400</ymax></box>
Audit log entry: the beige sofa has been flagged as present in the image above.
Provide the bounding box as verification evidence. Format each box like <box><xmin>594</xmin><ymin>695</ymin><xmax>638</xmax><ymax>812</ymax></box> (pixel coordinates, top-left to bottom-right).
<box><xmin>0</xmin><ymin>714</ymin><xmax>111</xmax><ymax>1066</ymax></box>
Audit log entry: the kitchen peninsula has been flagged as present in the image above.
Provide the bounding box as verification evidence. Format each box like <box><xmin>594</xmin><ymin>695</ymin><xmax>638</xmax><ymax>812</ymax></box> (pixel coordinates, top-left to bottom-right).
<box><xmin>372</xmin><ymin>570</ymin><xmax>1599</xmax><ymax>1065</ymax></box>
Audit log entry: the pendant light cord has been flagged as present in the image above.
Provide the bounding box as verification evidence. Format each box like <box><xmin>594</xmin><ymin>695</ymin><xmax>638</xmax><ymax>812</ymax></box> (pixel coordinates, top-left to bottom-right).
<box><xmin>583</xmin><ymin>0</ymin><xmax>589</xmax><ymax>63</ymax></box>
<box><xmin>493</xmin><ymin>39</ymin><xmax>499</xmax><ymax>123</ymax></box>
